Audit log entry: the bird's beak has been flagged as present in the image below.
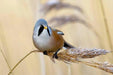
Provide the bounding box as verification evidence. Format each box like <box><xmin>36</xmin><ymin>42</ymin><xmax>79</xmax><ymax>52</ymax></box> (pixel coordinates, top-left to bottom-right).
<box><xmin>44</xmin><ymin>26</ymin><xmax>47</xmax><ymax>29</ymax></box>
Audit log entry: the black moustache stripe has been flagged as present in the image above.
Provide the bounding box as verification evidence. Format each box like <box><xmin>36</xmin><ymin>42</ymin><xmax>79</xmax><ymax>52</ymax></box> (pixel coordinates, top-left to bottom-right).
<box><xmin>47</xmin><ymin>28</ymin><xmax>50</xmax><ymax>36</ymax></box>
<box><xmin>38</xmin><ymin>25</ymin><xmax>44</xmax><ymax>36</ymax></box>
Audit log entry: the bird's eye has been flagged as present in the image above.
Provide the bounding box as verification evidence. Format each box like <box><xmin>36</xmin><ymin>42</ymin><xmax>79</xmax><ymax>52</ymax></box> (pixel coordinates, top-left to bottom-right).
<box><xmin>38</xmin><ymin>25</ymin><xmax>44</xmax><ymax>36</ymax></box>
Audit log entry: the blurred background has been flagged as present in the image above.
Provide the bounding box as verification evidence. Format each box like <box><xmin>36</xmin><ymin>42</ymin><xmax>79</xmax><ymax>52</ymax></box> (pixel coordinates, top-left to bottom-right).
<box><xmin>0</xmin><ymin>0</ymin><xmax>113</xmax><ymax>75</ymax></box>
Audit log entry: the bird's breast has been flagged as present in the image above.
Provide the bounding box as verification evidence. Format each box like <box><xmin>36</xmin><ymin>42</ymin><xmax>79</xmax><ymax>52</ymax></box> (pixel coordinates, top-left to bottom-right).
<box><xmin>33</xmin><ymin>29</ymin><xmax>64</xmax><ymax>52</ymax></box>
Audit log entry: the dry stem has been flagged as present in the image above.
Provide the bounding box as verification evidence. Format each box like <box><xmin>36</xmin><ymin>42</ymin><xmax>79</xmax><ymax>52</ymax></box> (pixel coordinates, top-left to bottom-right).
<box><xmin>8</xmin><ymin>48</ymin><xmax>112</xmax><ymax>75</ymax></box>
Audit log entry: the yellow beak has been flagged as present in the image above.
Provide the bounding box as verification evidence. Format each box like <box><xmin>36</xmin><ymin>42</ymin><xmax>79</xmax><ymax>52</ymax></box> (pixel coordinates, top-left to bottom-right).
<box><xmin>44</xmin><ymin>26</ymin><xmax>47</xmax><ymax>29</ymax></box>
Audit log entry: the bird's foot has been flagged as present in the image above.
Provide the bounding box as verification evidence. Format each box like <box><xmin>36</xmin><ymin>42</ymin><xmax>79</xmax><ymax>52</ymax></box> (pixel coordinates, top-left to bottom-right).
<box><xmin>43</xmin><ymin>51</ymin><xmax>48</xmax><ymax>55</ymax></box>
<box><xmin>53</xmin><ymin>53</ymin><xmax>58</xmax><ymax>59</ymax></box>
<box><xmin>52</xmin><ymin>49</ymin><xmax>61</xmax><ymax>59</ymax></box>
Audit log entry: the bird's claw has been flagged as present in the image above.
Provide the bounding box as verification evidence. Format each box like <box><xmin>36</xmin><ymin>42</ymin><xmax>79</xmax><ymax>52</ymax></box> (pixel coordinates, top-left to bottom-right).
<box><xmin>53</xmin><ymin>53</ymin><xmax>58</xmax><ymax>59</ymax></box>
<box><xmin>43</xmin><ymin>51</ymin><xmax>48</xmax><ymax>55</ymax></box>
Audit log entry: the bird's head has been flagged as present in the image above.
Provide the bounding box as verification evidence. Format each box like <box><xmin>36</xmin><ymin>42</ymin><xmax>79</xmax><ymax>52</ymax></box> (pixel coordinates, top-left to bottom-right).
<box><xmin>34</xmin><ymin>19</ymin><xmax>52</xmax><ymax>36</ymax></box>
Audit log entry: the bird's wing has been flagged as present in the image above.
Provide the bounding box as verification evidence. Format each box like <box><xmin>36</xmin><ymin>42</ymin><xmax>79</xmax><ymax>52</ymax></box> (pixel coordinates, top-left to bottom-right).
<box><xmin>53</xmin><ymin>28</ymin><xmax>64</xmax><ymax>35</ymax></box>
<box><xmin>52</xmin><ymin>28</ymin><xmax>74</xmax><ymax>48</ymax></box>
<box><xmin>57</xmin><ymin>31</ymin><xmax>64</xmax><ymax>35</ymax></box>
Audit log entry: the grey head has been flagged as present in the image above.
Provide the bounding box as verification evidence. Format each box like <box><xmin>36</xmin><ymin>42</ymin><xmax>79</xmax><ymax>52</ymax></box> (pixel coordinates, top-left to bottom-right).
<box><xmin>33</xmin><ymin>19</ymin><xmax>52</xmax><ymax>36</ymax></box>
<box><xmin>35</xmin><ymin>19</ymin><xmax>48</xmax><ymax>27</ymax></box>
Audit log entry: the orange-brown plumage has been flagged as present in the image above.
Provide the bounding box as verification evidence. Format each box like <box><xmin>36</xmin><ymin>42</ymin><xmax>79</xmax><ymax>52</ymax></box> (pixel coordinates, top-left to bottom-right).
<box><xmin>47</xmin><ymin>29</ymin><xmax>64</xmax><ymax>52</ymax></box>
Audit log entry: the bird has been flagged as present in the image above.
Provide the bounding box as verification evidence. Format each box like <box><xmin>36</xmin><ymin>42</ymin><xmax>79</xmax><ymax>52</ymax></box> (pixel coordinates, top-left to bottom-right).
<box><xmin>33</xmin><ymin>19</ymin><xmax>73</xmax><ymax>59</ymax></box>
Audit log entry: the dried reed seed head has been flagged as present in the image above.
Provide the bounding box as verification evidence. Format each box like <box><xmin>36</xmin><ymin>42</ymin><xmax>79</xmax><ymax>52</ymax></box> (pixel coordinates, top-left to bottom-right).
<box><xmin>90</xmin><ymin>61</ymin><xmax>113</xmax><ymax>74</ymax></box>
<box><xmin>47</xmin><ymin>47</ymin><xmax>110</xmax><ymax>63</ymax></box>
<box><xmin>65</xmin><ymin>48</ymin><xmax>110</xmax><ymax>58</ymax></box>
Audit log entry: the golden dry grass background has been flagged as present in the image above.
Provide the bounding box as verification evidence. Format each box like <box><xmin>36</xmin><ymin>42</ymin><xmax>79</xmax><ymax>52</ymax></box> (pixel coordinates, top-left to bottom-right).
<box><xmin>0</xmin><ymin>0</ymin><xmax>113</xmax><ymax>75</ymax></box>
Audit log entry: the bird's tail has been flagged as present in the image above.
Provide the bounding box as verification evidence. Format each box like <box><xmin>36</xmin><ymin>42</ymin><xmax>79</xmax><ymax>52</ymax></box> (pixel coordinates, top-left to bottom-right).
<box><xmin>63</xmin><ymin>41</ymin><xmax>75</xmax><ymax>48</ymax></box>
